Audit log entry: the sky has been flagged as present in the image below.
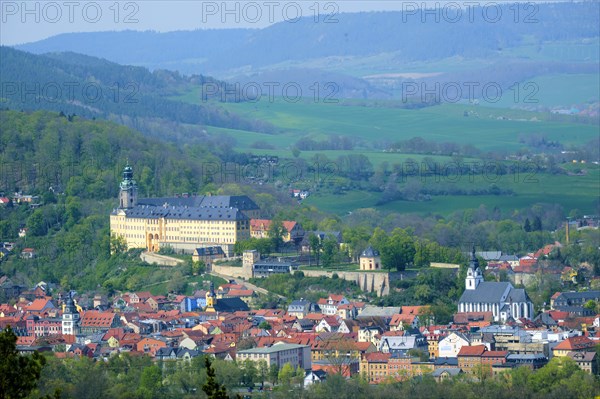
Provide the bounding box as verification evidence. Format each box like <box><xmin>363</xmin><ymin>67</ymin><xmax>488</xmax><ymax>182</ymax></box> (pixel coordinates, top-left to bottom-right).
<box><xmin>1</xmin><ymin>0</ymin><xmax>567</xmax><ymax>46</ymax></box>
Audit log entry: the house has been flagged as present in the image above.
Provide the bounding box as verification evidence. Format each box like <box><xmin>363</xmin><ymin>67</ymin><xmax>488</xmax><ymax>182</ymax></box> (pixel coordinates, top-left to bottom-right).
<box><xmin>136</xmin><ymin>337</ymin><xmax>167</xmax><ymax>356</ymax></box>
<box><xmin>18</xmin><ymin>228</ymin><xmax>28</xmax><ymax>238</ymax></box>
<box><xmin>304</xmin><ymin>370</ymin><xmax>327</xmax><ymax>387</ymax></box>
<box><xmin>476</xmin><ymin>251</ymin><xmax>502</xmax><ymax>261</ymax></box>
<box><xmin>318</xmin><ymin>295</ymin><xmax>349</xmax><ymax>316</ymax></box>
<box><xmin>432</xmin><ymin>368</ymin><xmax>462</xmax><ymax>382</ymax></box>
<box><xmin>155</xmin><ymin>347</ymin><xmax>200</xmax><ymax>363</ymax></box>
<box><xmin>380</xmin><ymin>335</ymin><xmax>427</xmax><ymax>356</ymax></box>
<box><xmin>567</xmin><ymin>351</ymin><xmax>597</xmax><ymax>375</ymax></box>
<box><xmin>192</xmin><ymin>246</ymin><xmax>225</xmax><ymax>265</ymax></box>
<box><xmin>250</xmin><ymin>219</ymin><xmax>304</xmax><ymax>243</ymax></box>
<box><xmin>252</xmin><ymin>259</ymin><xmax>298</xmax><ymax>278</ymax></box>
<box><xmin>79</xmin><ymin>311</ymin><xmax>120</xmax><ymax>334</ymax></box>
<box><xmin>552</xmin><ymin>336</ymin><xmax>596</xmax><ymax>357</ymax></box>
<box><xmin>438</xmin><ymin>331</ymin><xmax>470</xmax><ymax>358</ymax></box>
<box><xmin>288</xmin><ymin>299</ymin><xmax>320</xmax><ymax>319</ymax></box>
<box><xmin>458</xmin><ymin>248</ymin><xmax>534</xmax><ymax>322</ymax></box>
<box><xmin>498</xmin><ymin>255</ymin><xmax>519</xmax><ymax>267</ymax></box>
<box><xmin>390</xmin><ymin>311</ymin><xmax>421</xmax><ymax>331</ymax></box>
<box><xmin>551</xmin><ymin>291</ymin><xmax>599</xmax><ymax>310</ymax></box>
<box><xmin>0</xmin><ymin>197</ymin><xmax>10</xmax><ymax>206</ymax></box>
<box><xmin>360</xmin><ymin>352</ymin><xmax>391</xmax><ymax>383</ymax></box>
<box><xmin>457</xmin><ymin>344</ymin><xmax>487</xmax><ymax>375</ymax></box>
<box><xmin>315</xmin><ymin>316</ymin><xmax>341</xmax><ymax>333</ymax></box>
<box><xmin>20</xmin><ymin>248</ymin><xmax>36</xmax><ymax>259</ymax></box>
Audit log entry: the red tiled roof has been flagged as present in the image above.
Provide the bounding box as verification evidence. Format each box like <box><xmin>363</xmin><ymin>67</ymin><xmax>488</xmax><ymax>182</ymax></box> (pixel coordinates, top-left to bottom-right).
<box><xmin>457</xmin><ymin>345</ymin><xmax>487</xmax><ymax>357</ymax></box>
<box><xmin>364</xmin><ymin>352</ymin><xmax>391</xmax><ymax>362</ymax></box>
<box><xmin>553</xmin><ymin>336</ymin><xmax>595</xmax><ymax>351</ymax></box>
<box><xmin>80</xmin><ymin>311</ymin><xmax>117</xmax><ymax>328</ymax></box>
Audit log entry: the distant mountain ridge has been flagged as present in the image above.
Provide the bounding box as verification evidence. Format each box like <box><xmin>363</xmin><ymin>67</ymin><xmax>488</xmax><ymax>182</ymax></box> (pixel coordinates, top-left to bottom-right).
<box><xmin>15</xmin><ymin>3</ymin><xmax>600</xmax><ymax>77</ymax></box>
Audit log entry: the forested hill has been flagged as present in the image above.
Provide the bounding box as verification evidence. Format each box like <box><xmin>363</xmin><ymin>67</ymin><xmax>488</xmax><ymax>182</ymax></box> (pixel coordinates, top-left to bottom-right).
<box><xmin>0</xmin><ymin>47</ymin><xmax>274</xmax><ymax>140</ymax></box>
<box><xmin>0</xmin><ymin>109</ymin><xmax>221</xmax><ymax>198</ymax></box>
<box><xmin>15</xmin><ymin>2</ymin><xmax>600</xmax><ymax>74</ymax></box>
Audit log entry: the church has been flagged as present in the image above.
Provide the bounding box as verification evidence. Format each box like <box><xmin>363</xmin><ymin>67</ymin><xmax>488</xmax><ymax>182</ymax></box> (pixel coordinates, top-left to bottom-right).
<box><xmin>458</xmin><ymin>248</ymin><xmax>534</xmax><ymax>322</ymax></box>
<box><xmin>110</xmin><ymin>164</ymin><xmax>260</xmax><ymax>256</ymax></box>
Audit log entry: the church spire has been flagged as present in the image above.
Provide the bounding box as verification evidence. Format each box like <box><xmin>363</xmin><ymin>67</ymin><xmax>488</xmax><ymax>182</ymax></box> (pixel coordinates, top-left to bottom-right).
<box><xmin>465</xmin><ymin>245</ymin><xmax>483</xmax><ymax>290</ymax></box>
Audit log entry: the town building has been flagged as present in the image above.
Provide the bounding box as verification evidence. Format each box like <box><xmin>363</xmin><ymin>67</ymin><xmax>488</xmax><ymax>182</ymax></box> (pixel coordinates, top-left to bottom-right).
<box><xmin>237</xmin><ymin>342</ymin><xmax>312</xmax><ymax>370</ymax></box>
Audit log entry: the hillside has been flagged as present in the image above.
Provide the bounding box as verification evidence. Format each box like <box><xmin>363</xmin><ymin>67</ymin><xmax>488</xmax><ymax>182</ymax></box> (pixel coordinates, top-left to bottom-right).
<box><xmin>0</xmin><ymin>47</ymin><xmax>274</xmax><ymax>142</ymax></box>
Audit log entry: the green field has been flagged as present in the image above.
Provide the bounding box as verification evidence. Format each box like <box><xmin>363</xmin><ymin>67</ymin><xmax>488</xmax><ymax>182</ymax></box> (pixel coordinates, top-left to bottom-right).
<box><xmin>205</xmin><ymin>101</ymin><xmax>597</xmax><ymax>154</ymax></box>
<box><xmin>305</xmin><ymin>166</ymin><xmax>600</xmax><ymax>215</ymax></box>
<box><xmin>175</xmin><ymin>91</ymin><xmax>599</xmax><ymax>216</ymax></box>
<box><xmin>492</xmin><ymin>73</ymin><xmax>600</xmax><ymax>109</ymax></box>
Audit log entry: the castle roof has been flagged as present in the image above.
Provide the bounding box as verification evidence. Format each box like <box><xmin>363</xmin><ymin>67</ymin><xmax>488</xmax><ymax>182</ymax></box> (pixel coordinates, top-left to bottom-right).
<box><xmin>120</xmin><ymin>204</ymin><xmax>248</xmax><ymax>221</ymax></box>
<box><xmin>361</xmin><ymin>246</ymin><xmax>380</xmax><ymax>258</ymax></box>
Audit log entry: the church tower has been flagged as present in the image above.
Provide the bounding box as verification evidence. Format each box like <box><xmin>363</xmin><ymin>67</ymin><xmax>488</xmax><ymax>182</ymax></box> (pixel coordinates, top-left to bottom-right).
<box><xmin>465</xmin><ymin>246</ymin><xmax>484</xmax><ymax>290</ymax></box>
<box><xmin>205</xmin><ymin>282</ymin><xmax>217</xmax><ymax>312</ymax></box>
<box><xmin>62</xmin><ymin>291</ymin><xmax>80</xmax><ymax>336</ymax></box>
<box><xmin>119</xmin><ymin>163</ymin><xmax>138</xmax><ymax>209</ymax></box>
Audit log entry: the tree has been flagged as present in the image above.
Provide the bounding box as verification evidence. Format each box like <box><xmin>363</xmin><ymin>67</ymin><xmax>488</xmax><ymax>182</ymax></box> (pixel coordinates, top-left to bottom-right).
<box><xmin>523</xmin><ymin>218</ymin><xmax>532</xmax><ymax>232</ymax></box>
<box><xmin>308</xmin><ymin>233</ymin><xmax>322</xmax><ymax>267</ymax></box>
<box><xmin>0</xmin><ymin>326</ymin><xmax>47</xmax><ymax>399</ymax></box>
<box><xmin>532</xmin><ymin>216</ymin><xmax>542</xmax><ymax>232</ymax></box>
<box><xmin>268</xmin><ymin>219</ymin><xmax>286</xmax><ymax>251</ymax></box>
<box><xmin>269</xmin><ymin>363</ymin><xmax>279</xmax><ymax>385</ymax></box>
<box><xmin>258</xmin><ymin>321</ymin><xmax>272</xmax><ymax>330</ymax></box>
<box><xmin>321</xmin><ymin>236</ymin><xmax>339</xmax><ymax>268</ymax></box>
<box><xmin>241</xmin><ymin>359</ymin><xmax>258</xmax><ymax>388</ymax></box>
<box><xmin>109</xmin><ymin>234</ymin><xmax>127</xmax><ymax>255</ymax></box>
<box><xmin>258</xmin><ymin>359</ymin><xmax>269</xmax><ymax>388</ymax></box>
<box><xmin>202</xmin><ymin>357</ymin><xmax>238</xmax><ymax>399</ymax></box>
<box><xmin>137</xmin><ymin>364</ymin><xmax>163</xmax><ymax>399</ymax></box>
<box><xmin>278</xmin><ymin>362</ymin><xmax>295</xmax><ymax>385</ymax></box>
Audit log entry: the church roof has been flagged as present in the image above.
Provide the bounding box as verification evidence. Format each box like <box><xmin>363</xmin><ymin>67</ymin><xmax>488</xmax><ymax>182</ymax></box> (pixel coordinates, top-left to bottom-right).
<box><xmin>459</xmin><ymin>282</ymin><xmax>512</xmax><ymax>303</ymax></box>
<box><xmin>507</xmin><ymin>288</ymin><xmax>530</xmax><ymax>303</ymax></box>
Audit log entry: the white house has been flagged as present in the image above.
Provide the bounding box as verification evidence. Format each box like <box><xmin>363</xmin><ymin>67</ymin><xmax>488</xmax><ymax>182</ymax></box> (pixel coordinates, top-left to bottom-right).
<box><xmin>438</xmin><ymin>332</ymin><xmax>470</xmax><ymax>358</ymax></box>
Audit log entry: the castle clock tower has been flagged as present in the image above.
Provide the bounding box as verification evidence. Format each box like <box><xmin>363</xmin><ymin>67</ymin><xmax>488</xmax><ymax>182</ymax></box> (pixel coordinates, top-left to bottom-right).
<box><xmin>119</xmin><ymin>163</ymin><xmax>138</xmax><ymax>209</ymax></box>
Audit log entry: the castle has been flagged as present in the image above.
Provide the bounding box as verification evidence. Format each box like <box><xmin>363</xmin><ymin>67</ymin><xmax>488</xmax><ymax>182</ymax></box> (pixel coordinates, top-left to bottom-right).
<box><xmin>109</xmin><ymin>164</ymin><xmax>259</xmax><ymax>256</ymax></box>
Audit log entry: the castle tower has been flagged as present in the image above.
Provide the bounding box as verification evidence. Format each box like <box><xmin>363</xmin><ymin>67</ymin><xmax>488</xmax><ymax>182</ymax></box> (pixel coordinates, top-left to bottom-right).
<box><xmin>465</xmin><ymin>246</ymin><xmax>484</xmax><ymax>290</ymax></box>
<box><xmin>119</xmin><ymin>163</ymin><xmax>138</xmax><ymax>209</ymax></box>
<box><xmin>243</xmin><ymin>250</ymin><xmax>260</xmax><ymax>278</ymax></box>
<box><xmin>359</xmin><ymin>246</ymin><xmax>381</xmax><ymax>270</ymax></box>
<box><xmin>62</xmin><ymin>291</ymin><xmax>80</xmax><ymax>336</ymax></box>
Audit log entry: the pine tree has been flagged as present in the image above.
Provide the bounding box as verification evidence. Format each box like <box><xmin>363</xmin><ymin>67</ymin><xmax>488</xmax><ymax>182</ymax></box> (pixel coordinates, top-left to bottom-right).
<box><xmin>532</xmin><ymin>216</ymin><xmax>542</xmax><ymax>231</ymax></box>
<box><xmin>524</xmin><ymin>218</ymin><xmax>532</xmax><ymax>232</ymax></box>
<box><xmin>202</xmin><ymin>357</ymin><xmax>240</xmax><ymax>399</ymax></box>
